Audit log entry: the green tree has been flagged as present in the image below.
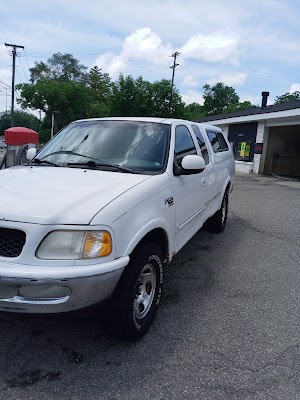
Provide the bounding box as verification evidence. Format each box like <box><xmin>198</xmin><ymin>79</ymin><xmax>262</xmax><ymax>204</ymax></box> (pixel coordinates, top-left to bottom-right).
<box><xmin>202</xmin><ymin>82</ymin><xmax>240</xmax><ymax>115</ymax></box>
<box><xmin>110</xmin><ymin>75</ymin><xmax>185</xmax><ymax>118</ymax></box>
<box><xmin>86</xmin><ymin>66</ymin><xmax>112</xmax><ymax>117</ymax></box>
<box><xmin>151</xmin><ymin>79</ymin><xmax>185</xmax><ymax>118</ymax></box>
<box><xmin>225</xmin><ymin>101</ymin><xmax>257</xmax><ymax>113</ymax></box>
<box><xmin>0</xmin><ymin>110</ymin><xmax>40</xmax><ymax>135</ymax></box>
<box><xmin>134</xmin><ymin>76</ymin><xmax>153</xmax><ymax>116</ymax></box>
<box><xmin>110</xmin><ymin>74</ymin><xmax>139</xmax><ymax>116</ymax></box>
<box><xmin>29</xmin><ymin>52</ymin><xmax>88</xmax><ymax>83</ymax></box>
<box><xmin>184</xmin><ymin>102</ymin><xmax>205</xmax><ymax>120</ymax></box>
<box><xmin>274</xmin><ymin>91</ymin><xmax>300</xmax><ymax>104</ymax></box>
<box><xmin>16</xmin><ymin>80</ymin><xmax>91</xmax><ymax>141</ymax></box>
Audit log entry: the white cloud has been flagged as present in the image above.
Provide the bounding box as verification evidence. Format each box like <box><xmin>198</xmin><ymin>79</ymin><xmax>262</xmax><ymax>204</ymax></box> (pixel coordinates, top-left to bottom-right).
<box><xmin>93</xmin><ymin>28</ymin><xmax>242</xmax><ymax>80</ymax></box>
<box><xmin>182</xmin><ymin>75</ymin><xmax>198</xmax><ymax>87</ymax></box>
<box><xmin>122</xmin><ymin>28</ymin><xmax>173</xmax><ymax>66</ymax></box>
<box><xmin>208</xmin><ymin>72</ymin><xmax>247</xmax><ymax>87</ymax></box>
<box><xmin>94</xmin><ymin>28</ymin><xmax>174</xmax><ymax>78</ymax></box>
<box><xmin>289</xmin><ymin>83</ymin><xmax>300</xmax><ymax>93</ymax></box>
<box><xmin>180</xmin><ymin>31</ymin><xmax>240</xmax><ymax>66</ymax></box>
<box><xmin>94</xmin><ymin>52</ymin><xmax>127</xmax><ymax>80</ymax></box>
<box><xmin>182</xmin><ymin>90</ymin><xmax>204</xmax><ymax>105</ymax></box>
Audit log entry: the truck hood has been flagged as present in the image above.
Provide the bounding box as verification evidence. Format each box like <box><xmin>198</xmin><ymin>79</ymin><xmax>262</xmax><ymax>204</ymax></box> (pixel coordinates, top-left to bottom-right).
<box><xmin>0</xmin><ymin>166</ymin><xmax>151</xmax><ymax>225</ymax></box>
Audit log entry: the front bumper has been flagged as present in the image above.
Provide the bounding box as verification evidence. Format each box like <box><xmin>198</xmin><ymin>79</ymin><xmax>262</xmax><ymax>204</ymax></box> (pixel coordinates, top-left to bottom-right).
<box><xmin>0</xmin><ymin>256</ymin><xmax>129</xmax><ymax>313</ymax></box>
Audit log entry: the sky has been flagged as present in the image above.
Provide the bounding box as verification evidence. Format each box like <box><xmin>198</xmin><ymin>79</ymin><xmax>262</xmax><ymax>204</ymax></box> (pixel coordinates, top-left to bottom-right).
<box><xmin>0</xmin><ymin>0</ymin><xmax>300</xmax><ymax>115</ymax></box>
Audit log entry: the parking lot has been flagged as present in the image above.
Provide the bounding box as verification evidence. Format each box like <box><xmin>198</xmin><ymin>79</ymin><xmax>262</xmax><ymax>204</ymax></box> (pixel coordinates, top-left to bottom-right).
<box><xmin>0</xmin><ymin>174</ymin><xmax>300</xmax><ymax>400</ymax></box>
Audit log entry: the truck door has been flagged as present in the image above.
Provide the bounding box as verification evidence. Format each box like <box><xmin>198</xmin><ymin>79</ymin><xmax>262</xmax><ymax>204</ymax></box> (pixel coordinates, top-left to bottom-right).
<box><xmin>190</xmin><ymin>124</ymin><xmax>215</xmax><ymax>205</ymax></box>
<box><xmin>169</xmin><ymin>123</ymin><xmax>209</xmax><ymax>252</ymax></box>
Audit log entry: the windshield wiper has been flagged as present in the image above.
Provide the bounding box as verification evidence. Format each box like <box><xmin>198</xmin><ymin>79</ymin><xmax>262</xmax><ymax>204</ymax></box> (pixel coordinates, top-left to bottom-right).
<box><xmin>31</xmin><ymin>158</ymin><xmax>60</xmax><ymax>167</ymax></box>
<box><xmin>41</xmin><ymin>150</ymin><xmax>96</xmax><ymax>160</ymax></box>
<box><xmin>67</xmin><ymin>160</ymin><xmax>136</xmax><ymax>174</ymax></box>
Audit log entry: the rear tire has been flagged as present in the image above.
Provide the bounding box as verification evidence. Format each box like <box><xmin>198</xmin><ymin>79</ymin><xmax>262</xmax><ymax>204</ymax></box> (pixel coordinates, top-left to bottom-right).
<box><xmin>206</xmin><ymin>192</ymin><xmax>229</xmax><ymax>233</ymax></box>
<box><xmin>105</xmin><ymin>242</ymin><xmax>164</xmax><ymax>341</ymax></box>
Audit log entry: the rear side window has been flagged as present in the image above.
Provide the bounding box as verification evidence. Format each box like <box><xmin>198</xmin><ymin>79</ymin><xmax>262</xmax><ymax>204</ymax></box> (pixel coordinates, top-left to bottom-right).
<box><xmin>175</xmin><ymin>125</ymin><xmax>197</xmax><ymax>165</ymax></box>
<box><xmin>191</xmin><ymin>125</ymin><xmax>210</xmax><ymax>164</ymax></box>
<box><xmin>216</xmin><ymin>132</ymin><xmax>229</xmax><ymax>150</ymax></box>
<box><xmin>207</xmin><ymin>131</ymin><xmax>229</xmax><ymax>152</ymax></box>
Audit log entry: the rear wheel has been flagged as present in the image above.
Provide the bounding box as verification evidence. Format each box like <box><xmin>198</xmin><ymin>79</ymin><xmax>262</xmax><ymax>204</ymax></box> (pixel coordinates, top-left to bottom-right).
<box><xmin>105</xmin><ymin>242</ymin><xmax>164</xmax><ymax>341</ymax></box>
<box><xmin>206</xmin><ymin>192</ymin><xmax>229</xmax><ymax>233</ymax></box>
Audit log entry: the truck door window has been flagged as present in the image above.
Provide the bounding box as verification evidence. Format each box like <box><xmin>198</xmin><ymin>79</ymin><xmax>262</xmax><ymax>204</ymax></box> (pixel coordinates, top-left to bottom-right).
<box><xmin>191</xmin><ymin>125</ymin><xmax>210</xmax><ymax>164</ymax></box>
<box><xmin>175</xmin><ymin>125</ymin><xmax>197</xmax><ymax>166</ymax></box>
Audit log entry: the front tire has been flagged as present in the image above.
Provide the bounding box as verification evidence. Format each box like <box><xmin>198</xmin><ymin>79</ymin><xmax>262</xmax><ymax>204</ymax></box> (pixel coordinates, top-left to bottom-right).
<box><xmin>206</xmin><ymin>192</ymin><xmax>229</xmax><ymax>233</ymax></box>
<box><xmin>106</xmin><ymin>242</ymin><xmax>164</xmax><ymax>341</ymax></box>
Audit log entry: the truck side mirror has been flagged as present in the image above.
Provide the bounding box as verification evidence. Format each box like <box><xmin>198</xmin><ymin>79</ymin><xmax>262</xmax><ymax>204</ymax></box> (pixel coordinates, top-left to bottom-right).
<box><xmin>174</xmin><ymin>155</ymin><xmax>205</xmax><ymax>176</ymax></box>
<box><xmin>26</xmin><ymin>147</ymin><xmax>37</xmax><ymax>161</ymax></box>
<box><xmin>182</xmin><ymin>155</ymin><xmax>205</xmax><ymax>171</ymax></box>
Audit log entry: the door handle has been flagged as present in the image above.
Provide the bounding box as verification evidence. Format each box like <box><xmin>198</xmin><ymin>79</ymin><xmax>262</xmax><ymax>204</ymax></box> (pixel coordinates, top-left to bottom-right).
<box><xmin>201</xmin><ymin>177</ymin><xmax>207</xmax><ymax>186</ymax></box>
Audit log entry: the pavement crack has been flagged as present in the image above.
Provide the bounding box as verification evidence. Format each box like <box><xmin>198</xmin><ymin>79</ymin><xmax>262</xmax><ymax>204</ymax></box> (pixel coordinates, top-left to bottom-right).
<box><xmin>231</xmin><ymin>212</ymin><xmax>298</xmax><ymax>247</ymax></box>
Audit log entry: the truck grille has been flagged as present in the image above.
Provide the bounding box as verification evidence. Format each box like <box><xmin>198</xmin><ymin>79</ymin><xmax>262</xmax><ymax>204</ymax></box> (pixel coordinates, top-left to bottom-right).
<box><xmin>0</xmin><ymin>228</ymin><xmax>26</xmax><ymax>257</ymax></box>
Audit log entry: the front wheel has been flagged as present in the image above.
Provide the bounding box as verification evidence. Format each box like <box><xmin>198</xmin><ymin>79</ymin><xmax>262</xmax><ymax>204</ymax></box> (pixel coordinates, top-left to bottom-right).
<box><xmin>105</xmin><ymin>242</ymin><xmax>164</xmax><ymax>341</ymax></box>
<box><xmin>206</xmin><ymin>192</ymin><xmax>229</xmax><ymax>233</ymax></box>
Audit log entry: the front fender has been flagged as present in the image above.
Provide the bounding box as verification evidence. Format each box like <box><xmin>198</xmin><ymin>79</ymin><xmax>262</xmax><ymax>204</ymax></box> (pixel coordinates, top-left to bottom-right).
<box><xmin>123</xmin><ymin>219</ymin><xmax>172</xmax><ymax>260</ymax></box>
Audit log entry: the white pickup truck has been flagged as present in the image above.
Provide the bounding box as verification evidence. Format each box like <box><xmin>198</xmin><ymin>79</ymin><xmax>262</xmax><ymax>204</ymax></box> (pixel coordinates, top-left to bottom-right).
<box><xmin>0</xmin><ymin>117</ymin><xmax>234</xmax><ymax>340</ymax></box>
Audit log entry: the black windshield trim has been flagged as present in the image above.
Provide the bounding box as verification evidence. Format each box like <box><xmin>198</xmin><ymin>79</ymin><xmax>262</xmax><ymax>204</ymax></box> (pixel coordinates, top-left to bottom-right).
<box><xmin>31</xmin><ymin>158</ymin><xmax>61</xmax><ymax>167</ymax></box>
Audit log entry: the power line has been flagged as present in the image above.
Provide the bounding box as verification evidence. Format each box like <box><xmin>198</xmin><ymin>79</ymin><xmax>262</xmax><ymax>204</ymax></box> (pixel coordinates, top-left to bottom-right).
<box><xmin>15</xmin><ymin>68</ymin><xmax>23</xmax><ymax>84</ymax></box>
<box><xmin>0</xmin><ymin>86</ymin><xmax>10</xmax><ymax>112</ymax></box>
<box><xmin>0</xmin><ymin>80</ymin><xmax>11</xmax><ymax>89</ymax></box>
<box><xmin>18</xmin><ymin>57</ymin><xmax>29</xmax><ymax>81</ymax></box>
<box><xmin>22</xmin><ymin>49</ymin><xmax>31</xmax><ymax>71</ymax></box>
<box><xmin>22</xmin><ymin>52</ymin><xmax>171</xmax><ymax>59</ymax></box>
<box><xmin>0</xmin><ymin>87</ymin><xmax>11</xmax><ymax>96</ymax></box>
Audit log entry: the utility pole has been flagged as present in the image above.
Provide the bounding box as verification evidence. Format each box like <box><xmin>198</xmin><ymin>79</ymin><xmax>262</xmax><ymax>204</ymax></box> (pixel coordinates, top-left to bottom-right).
<box><xmin>169</xmin><ymin>51</ymin><xmax>180</xmax><ymax>115</ymax></box>
<box><xmin>5</xmin><ymin>43</ymin><xmax>25</xmax><ymax>127</ymax></box>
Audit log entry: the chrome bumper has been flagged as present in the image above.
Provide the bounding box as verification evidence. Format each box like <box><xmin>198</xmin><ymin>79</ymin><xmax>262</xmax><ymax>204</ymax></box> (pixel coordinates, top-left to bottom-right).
<box><xmin>0</xmin><ymin>257</ymin><xmax>129</xmax><ymax>313</ymax></box>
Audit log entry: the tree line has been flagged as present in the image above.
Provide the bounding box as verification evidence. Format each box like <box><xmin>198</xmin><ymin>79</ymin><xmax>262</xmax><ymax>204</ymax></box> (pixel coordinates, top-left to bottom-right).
<box><xmin>0</xmin><ymin>52</ymin><xmax>299</xmax><ymax>142</ymax></box>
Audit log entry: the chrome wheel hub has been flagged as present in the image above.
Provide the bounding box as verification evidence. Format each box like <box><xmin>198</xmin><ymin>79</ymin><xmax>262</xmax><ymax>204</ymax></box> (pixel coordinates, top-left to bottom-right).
<box><xmin>133</xmin><ymin>263</ymin><xmax>156</xmax><ymax>319</ymax></box>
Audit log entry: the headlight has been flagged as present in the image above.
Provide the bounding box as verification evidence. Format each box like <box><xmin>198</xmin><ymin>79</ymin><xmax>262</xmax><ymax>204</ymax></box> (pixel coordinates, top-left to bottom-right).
<box><xmin>36</xmin><ymin>230</ymin><xmax>112</xmax><ymax>260</ymax></box>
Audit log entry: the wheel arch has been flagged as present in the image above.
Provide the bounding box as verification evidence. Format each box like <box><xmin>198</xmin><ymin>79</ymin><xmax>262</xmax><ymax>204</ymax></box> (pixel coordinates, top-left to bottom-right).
<box><xmin>221</xmin><ymin>178</ymin><xmax>232</xmax><ymax>201</ymax></box>
<box><xmin>123</xmin><ymin>220</ymin><xmax>171</xmax><ymax>264</ymax></box>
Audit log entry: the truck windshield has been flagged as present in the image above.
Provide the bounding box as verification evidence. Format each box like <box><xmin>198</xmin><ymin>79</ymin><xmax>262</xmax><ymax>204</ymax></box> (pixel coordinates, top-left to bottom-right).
<box><xmin>36</xmin><ymin>120</ymin><xmax>170</xmax><ymax>174</ymax></box>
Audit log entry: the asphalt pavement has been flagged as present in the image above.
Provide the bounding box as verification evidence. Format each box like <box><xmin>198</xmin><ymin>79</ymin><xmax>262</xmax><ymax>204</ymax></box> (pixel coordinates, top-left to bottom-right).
<box><xmin>0</xmin><ymin>174</ymin><xmax>300</xmax><ymax>400</ymax></box>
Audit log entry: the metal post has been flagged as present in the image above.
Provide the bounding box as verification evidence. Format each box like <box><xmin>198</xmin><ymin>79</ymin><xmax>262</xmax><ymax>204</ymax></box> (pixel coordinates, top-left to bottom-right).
<box><xmin>51</xmin><ymin>112</ymin><xmax>55</xmax><ymax>139</ymax></box>
<box><xmin>51</xmin><ymin>111</ymin><xmax>59</xmax><ymax>139</ymax></box>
